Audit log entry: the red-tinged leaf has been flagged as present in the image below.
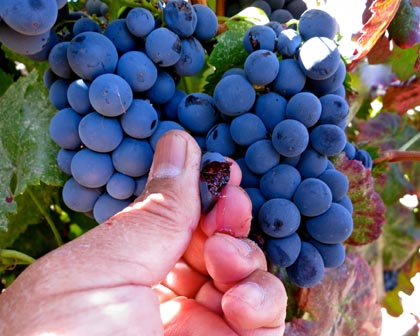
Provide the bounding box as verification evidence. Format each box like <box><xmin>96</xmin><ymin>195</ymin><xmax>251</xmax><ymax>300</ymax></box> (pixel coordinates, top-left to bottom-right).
<box><xmin>367</xmin><ymin>34</ymin><xmax>393</xmax><ymax>64</ymax></box>
<box><xmin>335</xmin><ymin>155</ymin><xmax>386</xmax><ymax>245</ymax></box>
<box><xmin>388</xmin><ymin>0</ymin><xmax>420</xmax><ymax>48</ymax></box>
<box><xmin>350</xmin><ymin>0</ymin><xmax>402</xmax><ymax>68</ymax></box>
<box><xmin>285</xmin><ymin>254</ymin><xmax>382</xmax><ymax>336</ymax></box>
<box><xmin>383</xmin><ymin>77</ymin><xmax>420</xmax><ymax>114</ymax></box>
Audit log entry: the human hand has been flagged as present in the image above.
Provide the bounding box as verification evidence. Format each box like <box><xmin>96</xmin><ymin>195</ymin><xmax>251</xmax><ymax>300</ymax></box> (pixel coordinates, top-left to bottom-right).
<box><xmin>0</xmin><ymin>130</ymin><xmax>287</xmax><ymax>336</ymax></box>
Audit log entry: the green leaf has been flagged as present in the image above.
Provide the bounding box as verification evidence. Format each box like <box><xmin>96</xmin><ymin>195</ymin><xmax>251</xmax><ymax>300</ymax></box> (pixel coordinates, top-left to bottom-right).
<box><xmin>204</xmin><ymin>19</ymin><xmax>254</xmax><ymax>94</ymax></box>
<box><xmin>0</xmin><ymin>69</ymin><xmax>14</xmax><ymax>97</ymax></box>
<box><xmin>0</xmin><ymin>70</ymin><xmax>66</xmax><ymax>232</ymax></box>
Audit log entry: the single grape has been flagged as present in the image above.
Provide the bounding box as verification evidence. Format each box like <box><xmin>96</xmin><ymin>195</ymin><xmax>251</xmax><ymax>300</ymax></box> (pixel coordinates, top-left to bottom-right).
<box><xmin>244</xmin><ymin>49</ymin><xmax>279</xmax><ymax>86</ymax></box>
<box><xmin>49</xmin><ymin>107</ymin><xmax>82</xmax><ymax>150</ymax></box>
<box><xmin>133</xmin><ymin>175</ymin><xmax>148</xmax><ymax>197</ymax></box>
<box><xmin>93</xmin><ymin>193</ymin><xmax>131</xmax><ymax>224</ymax></box>
<box><xmin>120</xmin><ymin>99</ymin><xmax>159</xmax><ymax>139</ymax></box>
<box><xmin>272</xmin><ymin>59</ymin><xmax>306</xmax><ymax>97</ymax></box>
<box><xmin>259</xmin><ymin>198</ymin><xmax>301</xmax><ymax>238</ymax></box>
<box><xmin>72</xmin><ymin>17</ymin><xmax>101</xmax><ymax>35</ymax></box>
<box><xmin>112</xmin><ymin>137</ymin><xmax>154</xmax><ymax>177</ymax></box>
<box><xmin>177</xmin><ymin>93</ymin><xmax>219</xmax><ymax>135</ymax></box>
<box><xmin>67</xmin><ymin>32</ymin><xmax>118</xmax><ymax>81</ymax></box>
<box><xmin>265</xmin><ymin>233</ymin><xmax>301</xmax><ymax>267</ymax></box>
<box><xmin>336</xmin><ymin>195</ymin><xmax>353</xmax><ymax>214</ymax></box>
<box><xmin>285</xmin><ymin>92</ymin><xmax>322</xmax><ymax>128</ymax></box>
<box><xmin>305</xmin><ymin>60</ymin><xmax>347</xmax><ymax>96</ymax></box>
<box><xmin>276</xmin><ymin>28</ymin><xmax>302</xmax><ymax>57</ymax></box>
<box><xmin>310</xmin><ymin>124</ymin><xmax>347</xmax><ymax>156</ymax></box>
<box><xmin>285</xmin><ymin>0</ymin><xmax>307</xmax><ymax>19</ymax></box>
<box><xmin>214</xmin><ymin>74</ymin><xmax>256</xmax><ymax>117</ymax></box>
<box><xmin>126</xmin><ymin>7</ymin><xmax>155</xmax><ymax>37</ymax></box>
<box><xmin>260</xmin><ymin>164</ymin><xmax>301</xmax><ymax>200</ymax></box>
<box><xmin>67</xmin><ymin>79</ymin><xmax>92</xmax><ymax>115</ymax></box>
<box><xmin>146</xmin><ymin>71</ymin><xmax>176</xmax><ymax>105</ymax></box>
<box><xmin>163</xmin><ymin>0</ymin><xmax>198</xmax><ymax>37</ymax></box>
<box><xmin>296</xmin><ymin>147</ymin><xmax>328</xmax><ymax>178</ymax></box>
<box><xmin>162</xmin><ymin>89</ymin><xmax>187</xmax><ymax>121</ymax></box>
<box><xmin>145</xmin><ymin>27</ymin><xmax>182</xmax><ymax>67</ymax></box>
<box><xmin>205</xmin><ymin>123</ymin><xmax>236</xmax><ymax>157</ymax></box>
<box><xmin>78</xmin><ymin>112</ymin><xmax>123</xmax><ymax>152</ymax></box>
<box><xmin>305</xmin><ymin>203</ymin><xmax>354</xmax><ymax>244</ymax></box>
<box><xmin>62</xmin><ymin>177</ymin><xmax>102</xmax><ymax>213</ymax></box>
<box><xmin>48</xmin><ymin>42</ymin><xmax>73</xmax><ymax>79</ymax></box>
<box><xmin>57</xmin><ymin>148</ymin><xmax>77</xmax><ymax>175</ymax></box>
<box><xmin>319</xmin><ymin>94</ymin><xmax>349</xmax><ymax>126</ymax></box>
<box><xmin>106</xmin><ymin>172</ymin><xmax>136</xmax><ymax>200</ymax></box>
<box><xmin>318</xmin><ymin>169</ymin><xmax>349</xmax><ymax>202</ymax></box>
<box><xmin>343</xmin><ymin>142</ymin><xmax>356</xmax><ymax>160</ymax></box>
<box><xmin>89</xmin><ymin>73</ymin><xmax>133</xmax><ymax>117</ymax></box>
<box><xmin>271</xmin><ymin>119</ymin><xmax>309</xmax><ymax>157</ymax></box>
<box><xmin>298</xmin><ymin>8</ymin><xmax>338</xmax><ymax>40</ymax></box>
<box><xmin>293</xmin><ymin>178</ymin><xmax>332</xmax><ymax>217</ymax></box>
<box><xmin>245</xmin><ymin>139</ymin><xmax>280</xmax><ymax>175</ymax></box>
<box><xmin>243</xmin><ymin>25</ymin><xmax>276</xmax><ymax>53</ymax></box>
<box><xmin>254</xmin><ymin>92</ymin><xmax>287</xmax><ymax>132</ymax></box>
<box><xmin>49</xmin><ymin>79</ymin><xmax>71</xmax><ymax>110</ymax></box>
<box><xmin>174</xmin><ymin>37</ymin><xmax>206</xmax><ymax>76</ymax></box>
<box><xmin>270</xmin><ymin>9</ymin><xmax>293</xmax><ymax>23</ymax></box>
<box><xmin>193</xmin><ymin>4</ymin><xmax>218</xmax><ymax>41</ymax></box>
<box><xmin>245</xmin><ymin>188</ymin><xmax>266</xmax><ymax>218</ymax></box>
<box><xmin>310</xmin><ymin>240</ymin><xmax>346</xmax><ymax>268</ymax></box>
<box><xmin>236</xmin><ymin>158</ymin><xmax>260</xmax><ymax>188</ymax></box>
<box><xmin>104</xmin><ymin>19</ymin><xmax>138</xmax><ymax>53</ymax></box>
<box><xmin>298</xmin><ymin>36</ymin><xmax>341</xmax><ymax>80</ymax></box>
<box><xmin>230</xmin><ymin>113</ymin><xmax>267</xmax><ymax>146</ymax></box>
<box><xmin>117</xmin><ymin>51</ymin><xmax>158</xmax><ymax>92</ymax></box>
<box><xmin>286</xmin><ymin>241</ymin><xmax>325</xmax><ymax>288</ymax></box>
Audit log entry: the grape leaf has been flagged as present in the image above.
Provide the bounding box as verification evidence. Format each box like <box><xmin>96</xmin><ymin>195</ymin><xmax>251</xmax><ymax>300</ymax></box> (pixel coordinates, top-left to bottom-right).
<box><xmin>204</xmin><ymin>19</ymin><xmax>253</xmax><ymax>94</ymax></box>
<box><xmin>285</xmin><ymin>254</ymin><xmax>382</xmax><ymax>336</ymax></box>
<box><xmin>382</xmin><ymin>77</ymin><xmax>420</xmax><ymax>113</ymax></box>
<box><xmin>335</xmin><ymin>155</ymin><xmax>386</xmax><ymax>245</ymax></box>
<box><xmin>0</xmin><ymin>70</ymin><xmax>65</xmax><ymax>232</ymax></box>
<box><xmin>388</xmin><ymin>0</ymin><xmax>420</xmax><ymax>48</ymax></box>
<box><xmin>350</xmin><ymin>0</ymin><xmax>402</xmax><ymax>67</ymax></box>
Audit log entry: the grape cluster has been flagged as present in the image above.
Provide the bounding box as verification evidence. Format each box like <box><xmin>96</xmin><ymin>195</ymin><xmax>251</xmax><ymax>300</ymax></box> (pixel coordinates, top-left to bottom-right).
<box><xmin>2</xmin><ymin>0</ymin><xmax>356</xmax><ymax>288</ymax></box>
<box><xmin>29</xmin><ymin>0</ymin><xmax>218</xmax><ymax>223</ymax></box>
<box><xmin>226</xmin><ymin>0</ymin><xmax>307</xmax><ymax>23</ymax></box>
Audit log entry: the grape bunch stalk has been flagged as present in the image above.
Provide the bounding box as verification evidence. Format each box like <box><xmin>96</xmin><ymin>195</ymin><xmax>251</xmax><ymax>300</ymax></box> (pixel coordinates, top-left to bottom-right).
<box><xmin>0</xmin><ymin>0</ymin><xmax>374</xmax><ymax>288</ymax></box>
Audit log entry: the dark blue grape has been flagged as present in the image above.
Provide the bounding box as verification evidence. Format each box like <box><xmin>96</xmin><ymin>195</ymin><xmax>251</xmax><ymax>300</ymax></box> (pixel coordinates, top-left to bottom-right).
<box><xmin>236</xmin><ymin>158</ymin><xmax>260</xmax><ymax>188</ymax></box>
<box><xmin>163</xmin><ymin>0</ymin><xmax>198</xmax><ymax>37</ymax></box>
<box><xmin>230</xmin><ymin>113</ymin><xmax>267</xmax><ymax>146</ymax></box>
<box><xmin>318</xmin><ymin>169</ymin><xmax>349</xmax><ymax>201</ymax></box>
<box><xmin>298</xmin><ymin>37</ymin><xmax>341</xmax><ymax>80</ymax></box>
<box><xmin>0</xmin><ymin>0</ymin><xmax>58</xmax><ymax>35</ymax></box>
<box><xmin>254</xmin><ymin>92</ymin><xmax>287</xmax><ymax>132</ymax></box>
<box><xmin>305</xmin><ymin>60</ymin><xmax>347</xmax><ymax>96</ymax></box>
<box><xmin>306</xmin><ymin>203</ymin><xmax>353</xmax><ymax>244</ymax></box>
<box><xmin>260</xmin><ymin>164</ymin><xmax>301</xmax><ymax>200</ymax></box>
<box><xmin>310</xmin><ymin>240</ymin><xmax>345</xmax><ymax>268</ymax></box>
<box><xmin>174</xmin><ymin>37</ymin><xmax>206</xmax><ymax>76</ymax></box>
<box><xmin>89</xmin><ymin>73</ymin><xmax>133</xmax><ymax>117</ymax></box>
<box><xmin>286</xmin><ymin>92</ymin><xmax>322</xmax><ymax>128</ymax></box>
<box><xmin>120</xmin><ymin>99</ymin><xmax>159</xmax><ymax>139</ymax></box>
<box><xmin>383</xmin><ymin>270</ymin><xmax>400</xmax><ymax>292</ymax></box>
<box><xmin>193</xmin><ymin>4</ymin><xmax>218</xmax><ymax>41</ymax></box>
<box><xmin>293</xmin><ymin>178</ymin><xmax>332</xmax><ymax>217</ymax></box>
<box><xmin>104</xmin><ymin>19</ymin><xmax>138</xmax><ymax>53</ymax></box>
<box><xmin>270</xmin><ymin>9</ymin><xmax>293</xmax><ymax>23</ymax></box>
<box><xmin>117</xmin><ymin>51</ymin><xmax>158</xmax><ymax>92</ymax></box>
<box><xmin>78</xmin><ymin>112</ymin><xmax>123</xmax><ymax>152</ymax></box>
<box><xmin>126</xmin><ymin>7</ymin><xmax>155</xmax><ymax>37</ymax></box>
<box><xmin>112</xmin><ymin>137</ymin><xmax>154</xmax><ymax>177</ymax></box>
<box><xmin>298</xmin><ymin>8</ymin><xmax>338</xmax><ymax>40</ymax></box>
<box><xmin>43</xmin><ymin>68</ymin><xmax>58</xmax><ymax>90</ymax></box>
<box><xmin>285</xmin><ymin>0</ymin><xmax>307</xmax><ymax>19</ymax></box>
<box><xmin>259</xmin><ymin>198</ymin><xmax>301</xmax><ymax>238</ymax></box>
<box><xmin>336</xmin><ymin>195</ymin><xmax>353</xmax><ymax>214</ymax></box>
<box><xmin>177</xmin><ymin>93</ymin><xmax>219</xmax><ymax>135</ymax></box>
<box><xmin>319</xmin><ymin>94</ymin><xmax>349</xmax><ymax>126</ymax></box>
<box><xmin>276</xmin><ymin>28</ymin><xmax>302</xmax><ymax>57</ymax></box>
<box><xmin>310</xmin><ymin>124</ymin><xmax>347</xmax><ymax>156</ymax></box>
<box><xmin>146</xmin><ymin>71</ymin><xmax>176</xmax><ymax>105</ymax></box>
<box><xmin>205</xmin><ymin>123</ymin><xmax>236</xmax><ymax>157</ymax></box>
<box><xmin>343</xmin><ymin>142</ymin><xmax>356</xmax><ymax>160</ymax></box>
<box><xmin>252</xmin><ymin>0</ymin><xmax>272</xmax><ymax>16</ymax></box>
<box><xmin>49</xmin><ymin>107</ymin><xmax>82</xmax><ymax>150</ymax></box>
<box><xmin>297</xmin><ymin>147</ymin><xmax>328</xmax><ymax>178</ymax></box>
<box><xmin>106</xmin><ymin>172</ymin><xmax>136</xmax><ymax>200</ymax></box>
<box><xmin>244</xmin><ymin>49</ymin><xmax>279</xmax><ymax>86</ymax></box>
<box><xmin>57</xmin><ymin>148</ymin><xmax>77</xmax><ymax>175</ymax></box>
<box><xmin>271</xmin><ymin>119</ymin><xmax>309</xmax><ymax>157</ymax></box>
<box><xmin>48</xmin><ymin>42</ymin><xmax>73</xmax><ymax>79</ymax></box>
<box><xmin>245</xmin><ymin>139</ymin><xmax>280</xmax><ymax>175</ymax></box>
<box><xmin>133</xmin><ymin>175</ymin><xmax>148</xmax><ymax>197</ymax></box>
<box><xmin>214</xmin><ymin>74</ymin><xmax>256</xmax><ymax>117</ymax></box>
<box><xmin>145</xmin><ymin>27</ymin><xmax>182</xmax><ymax>67</ymax></box>
<box><xmin>272</xmin><ymin>59</ymin><xmax>306</xmax><ymax>97</ymax></box>
<box><xmin>93</xmin><ymin>193</ymin><xmax>131</xmax><ymax>224</ymax></box>
<box><xmin>62</xmin><ymin>177</ymin><xmax>102</xmax><ymax>213</ymax></box>
<box><xmin>266</xmin><ymin>233</ymin><xmax>301</xmax><ymax>267</ymax></box>
<box><xmin>67</xmin><ymin>32</ymin><xmax>118</xmax><ymax>81</ymax></box>
<box><xmin>286</xmin><ymin>241</ymin><xmax>325</xmax><ymax>288</ymax></box>
<box><xmin>162</xmin><ymin>89</ymin><xmax>187</xmax><ymax>120</ymax></box>
<box><xmin>49</xmin><ymin>79</ymin><xmax>71</xmax><ymax>110</ymax></box>
<box><xmin>222</xmin><ymin>68</ymin><xmax>247</xmax><ymax>78</ymax></box>
<box><xmin>354</xmin><ymin>149</ymin><xmax>373</xmax><ymax>169</ymax></box>
<box><xmin>73</xmin><ymin>17</ymin><xmax>101</xmax><ymax>35</ymax></box>
<box><xmin>67</xmin><ymin>79</ymin><xmax>92</xmax><ymax>115</ymax></box>
<box><xmin>243</xmin><ymin>25</ymin><xmax>276</xmax><ymax>53</ymax></box>
<box><xmin>71</xmin><ymin>148</ymin><xmax>114</xmax><ymax>188</ymax></box>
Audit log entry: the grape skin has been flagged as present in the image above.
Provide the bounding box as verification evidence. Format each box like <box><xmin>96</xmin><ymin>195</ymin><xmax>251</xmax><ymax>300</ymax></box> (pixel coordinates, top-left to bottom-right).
<box><xmin>309</xmin><ymin>124</ymin><xmax>347</xmax><ymax>157</ymax></box>
<box><xmin>49</xmin><ymin>107</ymin><xmax>82</xmax><ymax>150</ymax></box>
<box><xmin>245</xmin><ymin>139</ymin><xmax>280</xmax><ymax>175</ymax></box>
<box><xmin>205</xmin><ymin>123</ymin><xmax>236</xmax><ymax>157</ymax></box>
<box><xmin>193</xmin><ymin>4</ymin><xmax>218</xmax><ymax>41</ymax></box>
<box><xmin>93</xmin><ymin>193</ymin><xmax>131</xmax><ymax>224</ymax></box>
<box><xmin>62</xmin><ymin>177</ymin><xmax>102</xmax><ymax>213</ymax></box>
<box><xmin>298</xmin><ymin>8</ymin><xmax>338</xmax><ymax>41</ymax></box>
<box><xmin>285</xmin><ymin>92</ymin><xmax>321</xmax><ymax>128</ymax></box>
<box><xmin>293</xmin><ymin>178</ymin><xmax>332</xmax><ymax>217</ymax></box>
<box><xmin>163</xmin><ymin>0</ymin><xmax>198</xmax><ymax>38</ymax></box>
<box><xmin>67</xmin><ymin>79</ymin><xmax>92</xmax><ymax>115</ymax></box>
<box><xmin>254</xmin><ymin>92</ymin><xmax>287</xmax><ymax>132</ymax></box>
<box><xmin>242</xmin><ymin>25</ymin><xmax>277</xmax><ymax>53</ymax></box>
<box><xmin>271</xmin><ymin>119</ymin><xmax>309</xmax><ymax>157</ymax></box>
<box><xmin>106</xmin><ymin>173</ymin><xmax>136</xmax><ymax>200</ymax></box>
<box><xmin>244</xmin><ymin>49</ymin><xmax>279</xmax><ymax>86</ymax></box>
<box><xmin>145</xmin><ymin>27</ymin><xmax>182</xmax><ymax>67</ymax></box>
<box><xmin>120</xmin><ymin>99</ymin><xmax>159</xmax><ymax>140</ymax></box>
<box><xmin>266</xmin><ymin>233</ymin><xmax>301</xmax><ymax>267</ymax></box>
<box><xmin>259</xmin><ymin>164</ymin><xmax>301</xmax><ymax>200</ymax></box>
<box><xmin>126</xmin><ymin>7</ymin><xmax>155</xmax><ymax>38</ymax></box>
<box><xmin>230</xmin><ymin>113</ymin><xmax>267</xmax><ymax>146</ymax></box>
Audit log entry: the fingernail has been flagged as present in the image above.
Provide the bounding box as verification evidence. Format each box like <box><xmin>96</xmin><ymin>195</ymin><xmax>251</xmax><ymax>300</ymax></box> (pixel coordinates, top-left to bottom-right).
<box><xmin>227</xmin><ymin>282</ymin><xmax>265</xmax><ymax>308</ymax></box>
<box><xmin>151</xmin><ymin>133</ymin><xmax>187</xmax><ymax>178</ymax></box>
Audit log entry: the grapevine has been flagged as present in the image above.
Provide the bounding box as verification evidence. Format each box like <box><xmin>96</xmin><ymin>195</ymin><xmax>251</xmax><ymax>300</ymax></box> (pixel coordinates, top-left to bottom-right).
<box><xmin>1</xmin><ymin>0</ymin><xmax>420</xmax><ymax>334</ymax></box>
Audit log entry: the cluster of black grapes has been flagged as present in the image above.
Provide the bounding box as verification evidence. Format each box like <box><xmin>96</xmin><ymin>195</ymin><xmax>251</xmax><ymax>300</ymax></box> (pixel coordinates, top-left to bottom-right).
<box><xmin>226</xmin><ymin>0</ymin><xmax>307</xmax><ymax>23</ymax></box>
<box><xmin>1</xmin><ymin>0</ymin><xmax>366</xmax><ymax>288</ymax></box>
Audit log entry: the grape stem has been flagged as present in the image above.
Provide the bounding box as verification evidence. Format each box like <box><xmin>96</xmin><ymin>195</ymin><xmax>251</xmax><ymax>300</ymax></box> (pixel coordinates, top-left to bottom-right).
<box><xmin>0</xmin><ymin>249</ymin><xmax>36</xmax><ymax>268</ymax></box>
<box><xmin>28</xmin><ymin>189</ymin><xmax>63</xmax><ymax>247</ymax></box>
<box><xmin>374</xmin><ymin>150</ymin><xmax>420</xmax><ymax>164</ymax></box>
